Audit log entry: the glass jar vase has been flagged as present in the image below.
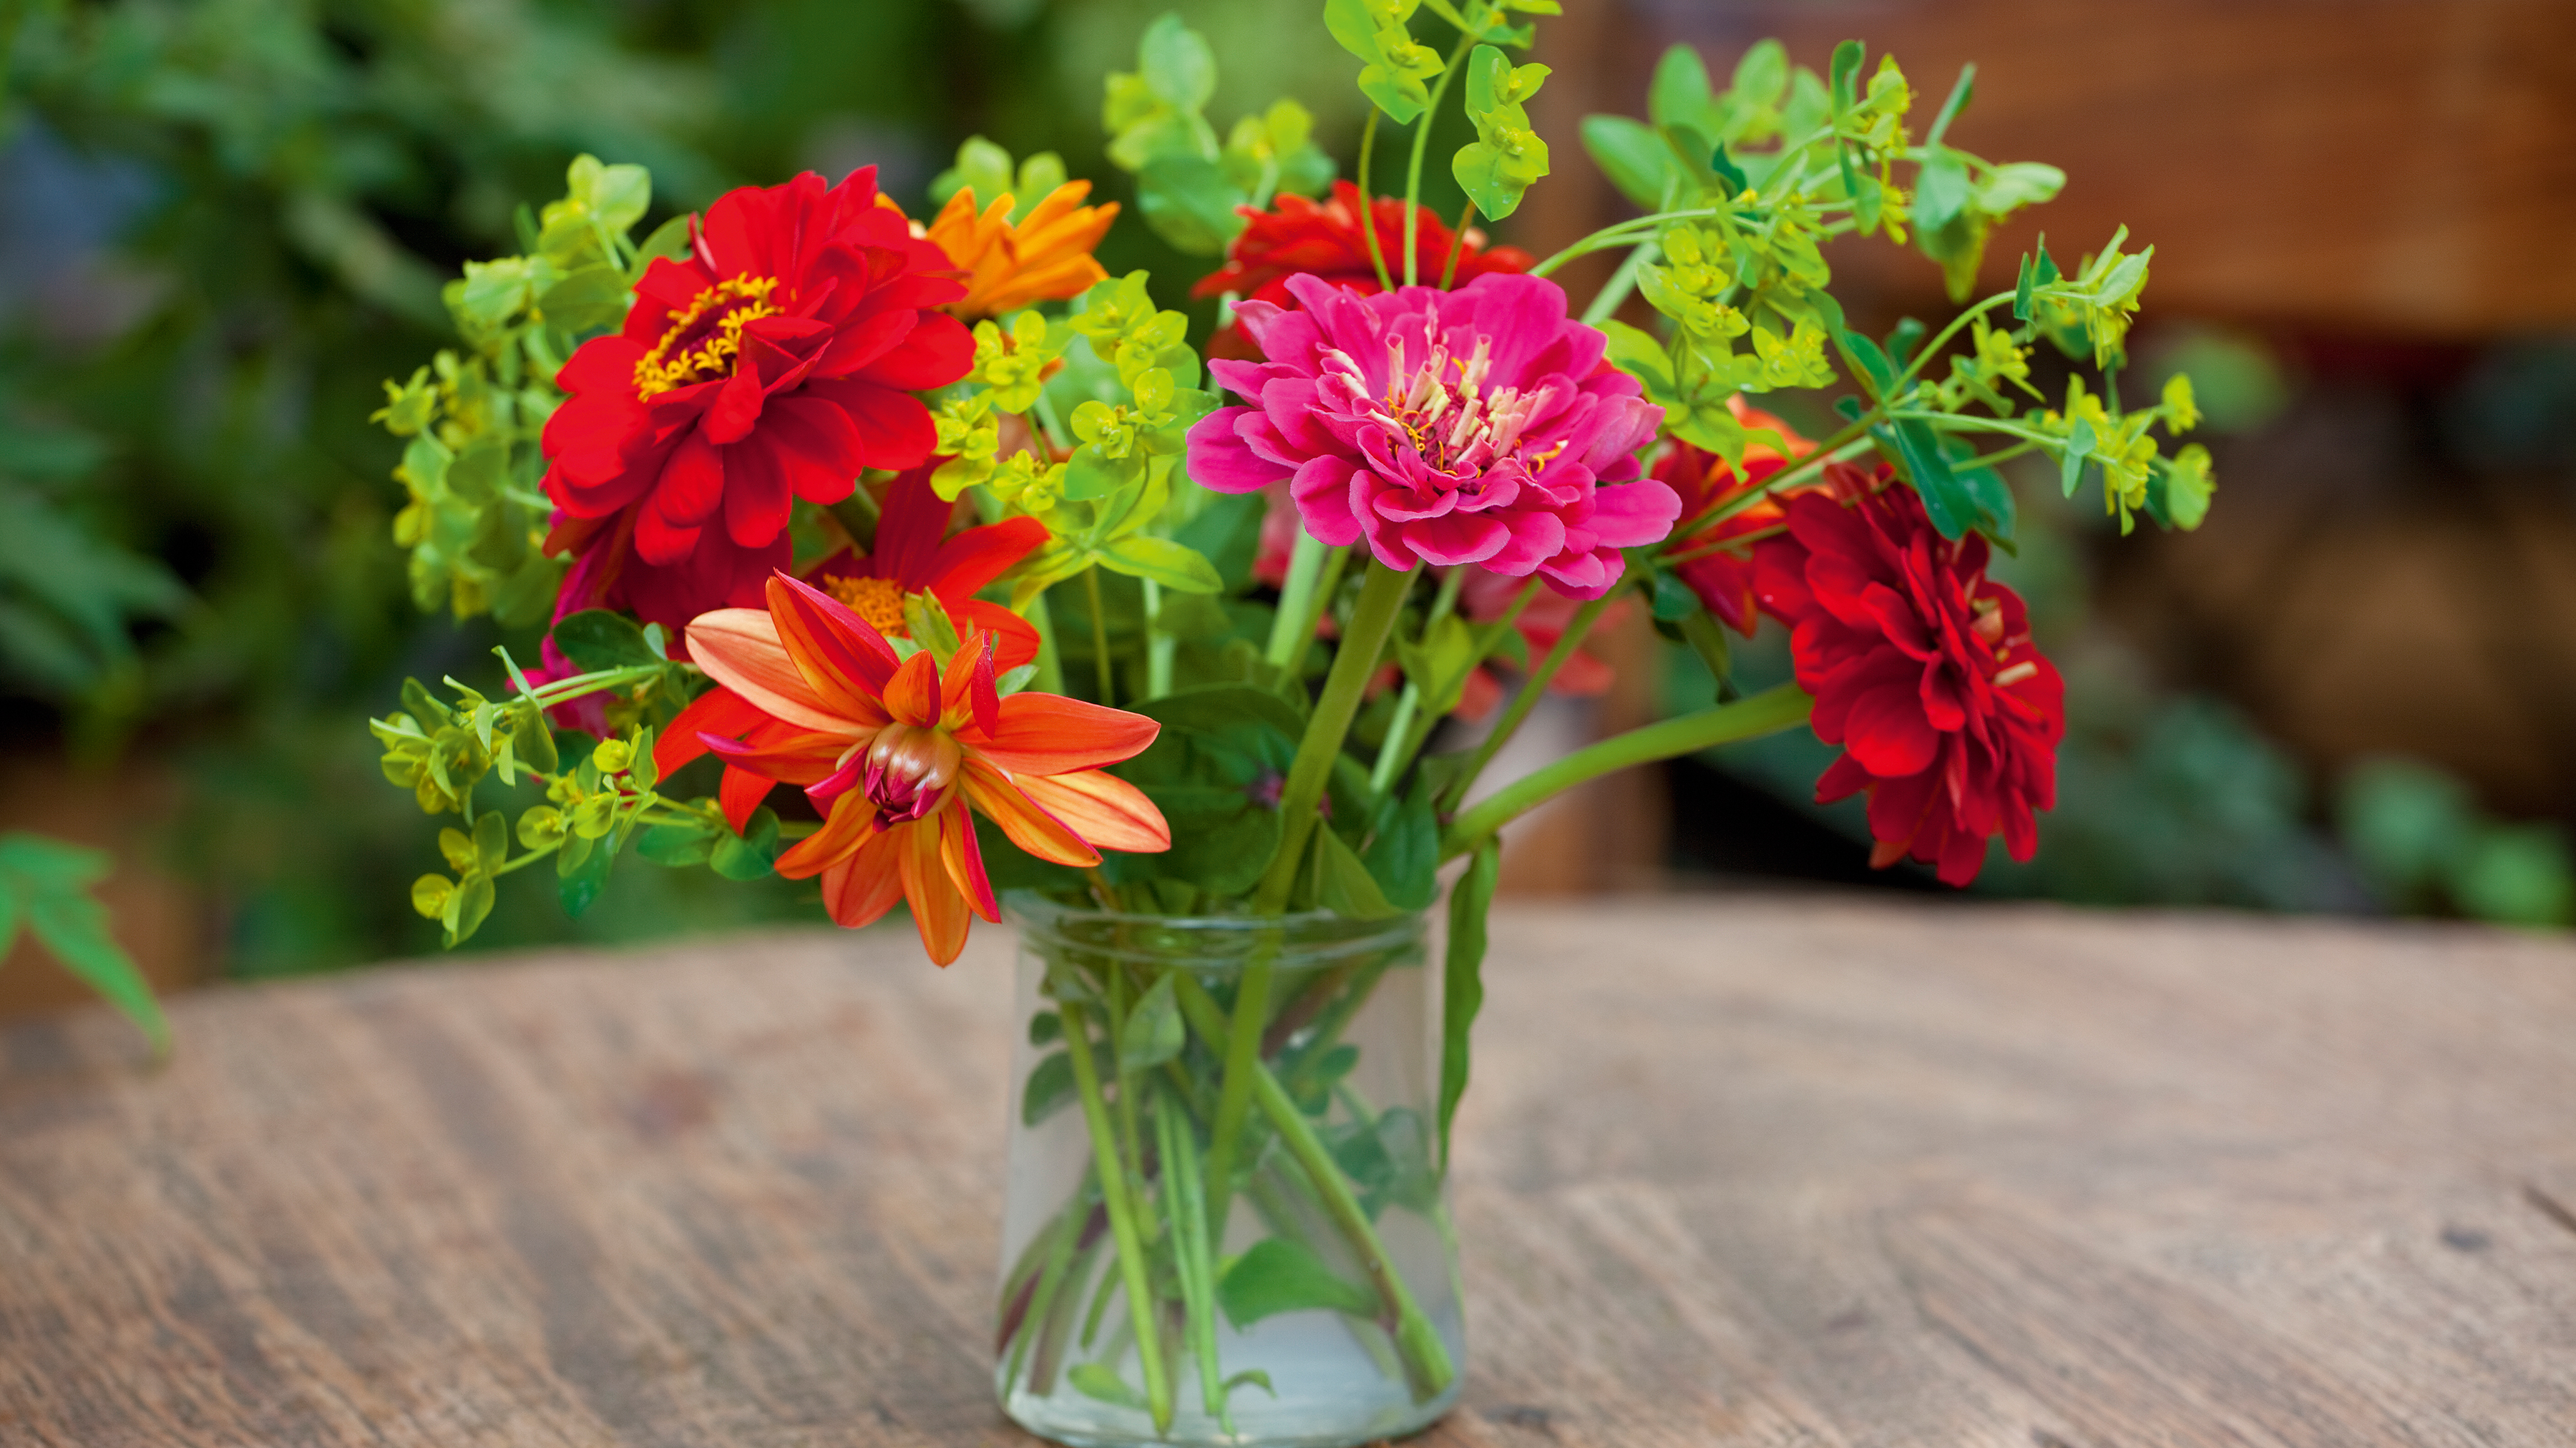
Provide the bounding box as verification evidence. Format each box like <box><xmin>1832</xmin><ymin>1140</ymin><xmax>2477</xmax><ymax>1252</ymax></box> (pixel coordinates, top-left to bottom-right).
<box><xmin>994</xmin><ymin>898</ymin><xmax>1464</xmax><ymax>1448</ymax></box>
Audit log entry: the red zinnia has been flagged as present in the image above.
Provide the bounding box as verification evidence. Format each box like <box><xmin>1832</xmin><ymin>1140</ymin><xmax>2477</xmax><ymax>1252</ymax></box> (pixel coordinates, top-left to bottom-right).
<box><xmin>542</xmin><ymin>167</ymin><xmax>974</xmax><ymax>634</ymax></box>
<box><xmin>1191</xmin><ymin>181</ymin><xmax>1532</xmax><ymax>355</ymax></box>
<box><xmin>1752</xmin><ymin>481</ymin><xmax>2064</xmax><ymax>886</ymax></box>
<box><xmin>1658</xmin><ymin>399</ymin><xmax>1827</xmax><ymax>637</ymax></box>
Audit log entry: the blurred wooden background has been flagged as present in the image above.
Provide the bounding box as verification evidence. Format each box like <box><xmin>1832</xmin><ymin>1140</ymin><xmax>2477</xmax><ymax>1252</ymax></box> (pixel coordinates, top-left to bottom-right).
<box><xmin>1504</xmin><ymin>0</ymin><xmax>2576</xmax><ymax>895</ymax></box>
<box><xmin>8</xmin><ymin>1</ymin><xmax>2576</xmax><ymax>1002</ymax></box>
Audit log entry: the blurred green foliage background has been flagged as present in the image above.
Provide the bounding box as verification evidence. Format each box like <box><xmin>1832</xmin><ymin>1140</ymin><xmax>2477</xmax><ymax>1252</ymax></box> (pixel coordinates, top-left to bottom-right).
<box><xmin>1</xmin><ymin>0</ymin><xmax>2562</xmax><ymax>987</ymax></box>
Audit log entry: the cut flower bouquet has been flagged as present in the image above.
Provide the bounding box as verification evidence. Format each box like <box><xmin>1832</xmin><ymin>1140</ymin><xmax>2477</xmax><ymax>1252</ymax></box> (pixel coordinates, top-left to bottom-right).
<box><xmin>367</xmin><ymin>5</ymin><xmax>2211</xmax><ymax>1443</ymax></box>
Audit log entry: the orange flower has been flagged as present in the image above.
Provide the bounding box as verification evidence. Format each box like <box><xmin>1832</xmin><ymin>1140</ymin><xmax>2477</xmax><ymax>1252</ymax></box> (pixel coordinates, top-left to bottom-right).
<box><xmin>679</xmin><ymin>572</ymin><xmax>1169</xmax><ymax>964</ymax></box>
<box><xmin>923</xmin><ymin>182</ymin><xmax>1119</xmax><ymax>321</ymax></box>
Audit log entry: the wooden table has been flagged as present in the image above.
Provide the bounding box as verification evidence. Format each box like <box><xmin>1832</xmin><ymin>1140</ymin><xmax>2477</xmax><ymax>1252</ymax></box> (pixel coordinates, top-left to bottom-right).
<box><xmin>5</xmin><ymin>899</ymin><xmax>2573</xmax><ymax>1447</ymax></box>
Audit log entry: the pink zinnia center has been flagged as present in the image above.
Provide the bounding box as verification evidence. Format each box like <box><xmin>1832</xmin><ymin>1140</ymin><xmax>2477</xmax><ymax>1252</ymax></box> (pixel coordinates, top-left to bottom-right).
<box><xmin>1326</xmin><ymin>333</ymin><xmax>1559</xmax><ymax>480</ymax></box>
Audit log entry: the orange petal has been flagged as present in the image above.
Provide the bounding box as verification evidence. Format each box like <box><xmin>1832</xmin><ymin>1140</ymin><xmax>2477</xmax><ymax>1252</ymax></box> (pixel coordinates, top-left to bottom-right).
<box><xmin>939</xmin><ymin>798</ymin><xmax>1000</xmax><ymax>921</ymax></box>
<box><xmin>962</xmin><ymin>757</ymin><xmax>1099</xmax><ymax>867</ymax></box>
<box><xmin>899</xmin><ymin>817</ymin><xmax>975</xmax><ymax>966</ymax></box>
<box><xmin>701</xmin><ymin>730</ymin><xmax>849</xmax><ymax>787</ymax></box>
<box><xmin>950</xmin><ymin>599</ymin><xmax>1041</xmax><ymax>671</ymax></box>
<box><xmin>1015</xmin><ymin>770</ymin><xmax>1171</xmax><ymax>854</ymax></box>
<box><xmin>686</xmin><ymin>608</ymin><xmax>859</xmax><ymax>735</ymax></box>
<box><xmin>819</xmin><ymin>831</ymin><xmax>907</xmax><ymax>930</ymax></box>
<box><xmin>655</xmin><ymin>686</ymin><xmax>765</xmax><ymax>777</ymax></box>
<box><xmin>766</xmin><ymin>572</ymin><xmax>902</xmax><ymax>710</ymax></box>
<box><xmin>971</xmin><ymin>693</ymin><xmax>1160</xmax><ymax>776</ymax></box>
<box><xmin>880</xmin><ymin>647</ymin><xmax>942</xmax><ymax>728</ymax></box>
<box><xmin>718</xmin><ymin>765</ymin><xmax>776</xmax><ymax>834</ymax></box>
<box><xmin>775</xmin><ymin>794</ymin><xmax>879</xmax><ymax>881</ymax></box>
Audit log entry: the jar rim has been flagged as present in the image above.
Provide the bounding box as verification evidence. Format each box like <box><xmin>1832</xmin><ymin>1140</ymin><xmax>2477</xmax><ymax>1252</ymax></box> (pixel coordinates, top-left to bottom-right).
<box><xmin>1001</xmin><ymin>890</ymin><xmax>1425</xmax><ymax>967</ymax></box>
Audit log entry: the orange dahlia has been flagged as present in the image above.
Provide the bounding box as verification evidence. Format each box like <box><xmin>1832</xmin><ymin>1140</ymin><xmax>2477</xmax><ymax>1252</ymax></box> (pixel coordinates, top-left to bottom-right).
<box><xmin>922</xmin><ymin>181</ymin><xmax>1120</xmax><ymax>321</ymax></box>
<box><xmin>667</xmin><ymin>573</ymin><xmax>1169</xmax><ymax>964</ymax></box>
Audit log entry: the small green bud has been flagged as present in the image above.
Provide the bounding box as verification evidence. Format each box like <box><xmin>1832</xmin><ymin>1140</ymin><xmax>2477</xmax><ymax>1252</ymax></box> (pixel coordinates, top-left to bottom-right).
<box><xmin>411</xmin><ymin>874</ymin><xmax>456</xmax><ymax>920</ymax></box>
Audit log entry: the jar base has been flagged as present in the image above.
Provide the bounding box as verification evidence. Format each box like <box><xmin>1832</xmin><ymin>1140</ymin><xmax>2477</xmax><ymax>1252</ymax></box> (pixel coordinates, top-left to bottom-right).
<box><xmin>1002</xmin><ymin>1381</ymin><xmax>1460</xmax><ymax>1448</ymax></box>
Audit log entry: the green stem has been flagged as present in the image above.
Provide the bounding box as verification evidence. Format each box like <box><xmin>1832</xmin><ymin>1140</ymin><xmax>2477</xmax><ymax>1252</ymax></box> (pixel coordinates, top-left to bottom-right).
<box><xmin>1661</xmin><ymin>436</ymin><xmax>1880</xmax><ymax>550</ymax></box>
<box><xmin>1255</xmin><ymin>560</ymin><xmax>1417</xmax><ymax>914</ymax></box>
<box><xmin>1438</xmin><ymin>591</ymin><xmax>1613</xmax><ymax>816</ymax></box>
<box><xmin>1370</xmin><ymin>566</ymin><xmax>1465</xmax><ymax>797</ymax></box>
<box><xmin>1291</xmin><ymin>545</ymin><xmax>1354</xmax><ymax>673</ymax></box>
<box><xmin>1141</xmin><ymin>576</ymin><xmax>1173</xmax><ymax>699</ymax></box>
<box><xmin>1154</xmin><ymin>1092</ymin><xmax>1231</xmax><ymax>1433</ymax></box>
<box><xmin>1528</xmin><ymin>205</ymin><xmax>1733</xmax><ymax>278</ymax></box>
<box><xmin>1055</xmin><ymin>992</ymin><xmax>1173</xmax><ymax>1432</ymax></box>
<box><xmin>827</xmin><ymin>490</ymin><xmax>879</xmax><ymax>553</ymax></box>
<box><xmin>1266</xmin><ymin>531</ymin><xmax>1330</xmax><ymax>670</ymax></box>
<box><xmin>1442</xmin><ymin>683</ymin><xmax>1813</xmax><ymax>860</ymax></box>
<box><xmin>1083</xmin><ymin>565</ymin><xmax>1115</xmax><ymax>708</ymax></box>
<box><xmin>1203</xmin><ymin>561</ymin><xmax>1414</xmax><ymax>1240</ymax></box>
<box><xmin>1031</xmin><ymin>391</ymin><xmax>1073</xmax><ymax>452</ymax></box>
<box><xmin>1438</xmin><ymin>199</ymin><xmax>1475</xmax><ymax>289</ymax></box>
<box><xmin>1403</xmin><ymin>26</ymin><xmax>1480</xmax><ymax>287</ymax></box>
<box><xmin>1357</xmin><ymin>109</ymin><xmax>1393</xmax><ymax>292</ymax></box>
<box><xmin>1887</xmin><ymin>290</ymin><xmax>2019</xmax><ymax>400</ymax></box>
<box><xmin>1028</xmin><ymin>591</ymin><xmax>1065</xmax><ymax>695</ymax></box>
<box><xmin>1172</xmin><ymin>974</ymin><xmax>1456</xmax><ymax>1402</ymax></box>
<box><xmin>1579</xmin><ymin>235</ymin><xmax>1658</xmax><ymax>326</ymax></box>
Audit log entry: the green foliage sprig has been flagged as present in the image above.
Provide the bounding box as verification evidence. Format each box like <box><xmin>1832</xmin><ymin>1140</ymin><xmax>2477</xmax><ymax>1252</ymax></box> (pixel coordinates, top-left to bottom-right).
<box><xmin>371</xmin><ymin>157</ymin><xmax>674</xmax><ymax>625</ymax></box>
<box><xmin>1103</xmin><ymin>15</ymin><xmax>1337</xmax><ymax>255</ymax></box>
<box><xmin>0</xmin><ymin>833</ymin><xmax>169</xmax><ymax>1055</ymax></box>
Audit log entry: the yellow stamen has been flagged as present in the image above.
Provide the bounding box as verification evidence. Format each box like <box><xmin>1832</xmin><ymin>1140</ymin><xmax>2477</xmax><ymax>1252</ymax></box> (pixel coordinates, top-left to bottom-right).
<box><xmin>633</xmin><ymin>275</ymin><xmax>783</xmax><ymax>398</ymax></box>
<box><xmin>825</xmin><ymin>574</ymin><xmax>912</xmax><ymax>636</ymax></box>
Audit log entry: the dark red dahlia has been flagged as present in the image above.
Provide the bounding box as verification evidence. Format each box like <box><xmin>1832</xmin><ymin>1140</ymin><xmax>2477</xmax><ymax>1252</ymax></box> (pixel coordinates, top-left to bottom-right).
<box><xmin>1191</xmin><ymin>181</ymin><xmax>1533</xmax><ymax>356</ymax></box>
<box><xmin>542</xmin><ymin>167</ymin><xmax>973</xmax><ymax>634</ymax></box>
<box><xmin>1753</xmin><ymin>481</ymin><xmax>2064</xmax><ymax>886</ymax></box>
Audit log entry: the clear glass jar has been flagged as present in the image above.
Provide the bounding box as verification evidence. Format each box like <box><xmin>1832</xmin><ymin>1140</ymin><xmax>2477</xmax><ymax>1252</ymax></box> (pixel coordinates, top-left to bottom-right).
<box><xmin>995</xmin><ymin>898</ymin><xmax>1464</xmax><ymax>1448</ymax></box>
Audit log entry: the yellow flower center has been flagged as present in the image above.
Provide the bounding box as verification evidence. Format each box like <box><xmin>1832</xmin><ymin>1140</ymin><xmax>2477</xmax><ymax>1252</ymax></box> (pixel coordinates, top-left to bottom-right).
<box><xmin>825</xmin><ymin>574</ymin><xmax>911</xmax><ymax>636</ymax></box>
<box><xmin>632</xmin><ymin>275</ymin><xmax>783</xmax><ymax>398</ymax></box>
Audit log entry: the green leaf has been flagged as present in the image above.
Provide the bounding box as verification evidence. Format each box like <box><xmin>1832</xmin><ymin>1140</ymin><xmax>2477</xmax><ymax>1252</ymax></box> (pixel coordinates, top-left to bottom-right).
<box><xmin>628</xmin><ymin>215</ymin><xmax>691</xmax><ymax>282</ymax></box>
<box><xmin>1138</xmin><ymin>11</ymin><xmax>1216</xmax><ymax>109</ymax></box>
<box><xmin>2060</xmin><ymin>416</ymin><xmax>2097</xmax><ymax>498</ymax></box>
<box><xmin>552</xmin><ymin>610</ymin><xmax>657</xmax><ymax>671</ymax></box>
<box><xmin>1883</xmin><ymin>420</ymin><xmax>2004</xmax><ymax>542</ymax></box>
<box><xmin>1119</xmin><ymin>974</ymin><xmax>1184</xmax><ymax>1070</ymax></box>
<box><xmin>3</xmin><ymin>834</ymin><xmax>169</xmax><ymax>1055</ymax></box>
<box><xmin>538</xmin><ymin>265</ymin><xmax>633</xmax><ymax>335</ymax></box>
<box><xmin>1362</xmin><ymin>775</ymin><xmax>1440</xmax><ymax>911</ymax></box>
<box><xmin>1021</xmin><ymin>1049</ymin><xmax>1080</xmax><ymax>1126</ymax></box>
<box><xmin>709</xmin><ymin>806</ymin><xmax>784</xmax><ymax>881</ymax></box>
<box><xmin>1315</xmin><ymin>826</ymin><xmax>1400</xmax><ymax>921</ymax></box>
<box><xmin>1067</xmin><ymin>1362</ymin><xmax>1150</xmax><ymax>1411</ymax></box>
<box><xmin>1979</xmin><ymin>162</ymin><xmax>2065</xmax><ymax>214</ymax></box>
<box><xmin>555</xmin><ymin>832</ymin><xmax>613</xmax><ymax>919</ymax></box>
<box><xmin>1828</xmin><ymin>39</ymin><xmax>1864</xmax><ymax>112</ymax></box>
<box><xmin>1729</xmin><ymin>39</ymin><xmax>1790</xmax><ymax>112</ymax></box>
<box><xmin>1438</xmin><ymin>838</ymin><xmax>1498</xmax><ymax>1170</ymax></box>
<box><xmin>638</xmin><ymin>820</ymin><xmax>717</xmax><ymax>866</ymax></box>
<box><xmin>1649</xmin><ymin>567</ymin><xmax>1700</xmax><ymax>624</ymax></box>
<box><xmin>1136</xmin><ymin>153</ymin><xmax>1247</xmax><ymax>256</ymax></box>
<box><xmin>1911</xmin><ymin>149</ymin><xmax>1974</xmax><ymax>236</ymax></box>
<box><xmin>1217</xmin><ymin>1237</ymin><xmax>1377</xmax><ymax>1329</ymax></box>
<box><xmin>1596</xmin><ymin>318</ymin><xmax>1677</xmax><ymax>397</ymax></box>
<box><xmin>1580</xmin><ymin>114</ymin><xmax>1679</xmax><ymax>211</ymax></box>
<box><xmin>1647</xmin><ymin>44</ymin><xmax>1717</xmax><ymax>133</ymax></box>
<box><xmin>1453</xmin><ymin>46</ymin><xmax>1551</xmax><ymax>221</ymax></box>
<box><xmin>1924</xmin><ymin>62</ymin><xmax>1976</xmax><ymax>147</ymax></box>
<box><xmin>1098</xmin><ymin>534</ymin><xmax>1224</xmax><ymax>593</ymax></box>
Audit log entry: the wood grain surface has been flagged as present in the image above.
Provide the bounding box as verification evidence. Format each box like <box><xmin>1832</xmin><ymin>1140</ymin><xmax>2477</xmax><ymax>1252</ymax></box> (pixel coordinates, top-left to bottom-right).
<box><xmin>4</xmin><ymin>898</ymin><xmax>2573</xmax><ymax>1447</ymax></box>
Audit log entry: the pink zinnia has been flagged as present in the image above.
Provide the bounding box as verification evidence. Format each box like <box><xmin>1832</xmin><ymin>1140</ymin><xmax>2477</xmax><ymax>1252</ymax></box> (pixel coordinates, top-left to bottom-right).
<box><xmin>1186</xmin><ymin>272</ymin><xmax>1674</xmax><ymax>598</ymax></box>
